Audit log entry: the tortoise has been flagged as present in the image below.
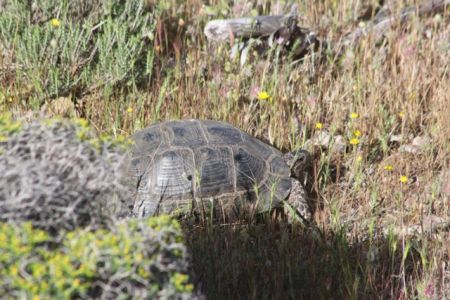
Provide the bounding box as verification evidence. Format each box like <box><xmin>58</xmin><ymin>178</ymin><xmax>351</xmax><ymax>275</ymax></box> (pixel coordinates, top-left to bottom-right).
<box><xmin>127</xmin><ymin>119</ymin><xmax>313</xmax><ymax>222</ymax></box>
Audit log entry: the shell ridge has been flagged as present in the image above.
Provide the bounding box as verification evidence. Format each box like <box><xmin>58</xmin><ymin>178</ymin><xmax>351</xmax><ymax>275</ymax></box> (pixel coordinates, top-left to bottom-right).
<box><xmin>228</xmin><ymin>145</ymin><xmax>237</xmax><ymax>195</ymax></box>
<box><xmin>197</xmin><ymin>120</ymin><xmax>211</xmax><ymax>146</ymax></box>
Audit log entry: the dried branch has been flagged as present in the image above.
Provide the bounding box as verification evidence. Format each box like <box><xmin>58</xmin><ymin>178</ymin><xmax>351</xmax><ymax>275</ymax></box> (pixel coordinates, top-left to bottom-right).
<box><xmin>345</xmin><ymin>0</ymin><xmax>450</xmax><ymax>46</ymax></box>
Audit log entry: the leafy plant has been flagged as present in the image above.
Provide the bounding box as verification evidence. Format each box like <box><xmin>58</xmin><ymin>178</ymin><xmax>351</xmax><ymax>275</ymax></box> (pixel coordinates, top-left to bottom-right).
<box><xmin>0</xmin><ymin>0</ymin><xmax>157</xmax><ymax>102</ymax></box>
<box><xmin>0</xmin><ymin>217</ymin><xmax>199</xmax><ymax>299</ymax></box>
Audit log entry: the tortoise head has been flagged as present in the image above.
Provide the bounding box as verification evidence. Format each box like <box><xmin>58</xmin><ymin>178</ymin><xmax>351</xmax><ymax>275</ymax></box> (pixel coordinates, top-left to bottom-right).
<box><xmin>283</xmin><ymin>149</ymin><xmax>313</xmax><ymax>186</ymax></box>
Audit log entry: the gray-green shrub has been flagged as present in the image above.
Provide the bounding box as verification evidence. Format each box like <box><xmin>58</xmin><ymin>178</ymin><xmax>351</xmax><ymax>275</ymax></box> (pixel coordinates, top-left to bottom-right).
<box><xmin>0</xmin><ymin>0</ymin><xmax>157</xmax><ymax>102</ymax></box>
<box><xmin>0</xmin><ymin>115</ymin><xmax>130</xmax><ymax>232</ymax></box>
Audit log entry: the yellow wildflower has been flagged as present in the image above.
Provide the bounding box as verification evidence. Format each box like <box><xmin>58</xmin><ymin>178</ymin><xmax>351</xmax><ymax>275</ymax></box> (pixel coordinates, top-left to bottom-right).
<box><xmin>353</xmin><ymin>129</ymin><xmax>362</xmax><ymax>137</ymax></box>
<box><xmin>349</xmin><ymin>138</ymin><xmax>359</xmax><ymax>145</ymax></box>
<box><xmin>384</xmin><ymin>165</ymin><xmax>393</xmax><ymax>171</ymax></box>
<box><xmin>0</xmin><ymin>232</ymin><xmax>6</xmax><ymax>244</ymax></box>
<box><xmin>62</xmin><ymin>255</ymin><xmax>70</xmax><ymax>266</ymax></box>
<box><xmin>400</xmin><ymin>175</ymin><xmax>408</xmax><ymax>183</ymax></box>
<box><xmin>73</xmin><ymin>279</ymin><xmax>80</xmax><ymax>287</ymax></box>
<box><xmin>138</xmin><ymin>266</ymin><xmax>149</xmax><ymax>278</ymax></box>
<box><xmin>356</xmin><ymin>155</ymin><xmax>363</xmax><ymax>162</ymax></box>
<box><xmin>10</xmin><ymin>265</ymin><xmax>18</xmax><ymax>276</ymax></box>
<box><xmin>127</xmin><ymin>107</ymin><xmax>133</xmax><ymax>113</ymax></box>
<box><xmin>124</xmin><ymin>244</ymin><xmax>130</xmax><ymax>255</ymax></box>
<box><xmin>408</xmin><ymin>91</ymin><xmax>417</xmax><ymax>101</ymax></box>
<box><xmin>50</xmin><ymin>18</ymin><xmax>61</xmax><ymax>28</ymax></box>
<box><xmin>350</xmin><ymin>112</ymin><xmax>359</xmax><ymax>119</ymax></box>
<box><xmin>33</xmin><ymin>296</ymin><xmax>40</xmax><ymax>300</ymax></box>
<box><xmin>398</xmin><ymin>112</ymin><xmax>405</xmax><ymax>118</ymax></box>
<box><xmin>315</xmin><ymin>122</ymin><xmax>323</xmax><ymax>130</ymax></box>
<box><xmin>257</xmin><ymin>91</ymin><xmax>270</xmax><ymax>101</ymax></box>
<box><xmin>74</xmin><ymin>118</ymin><xmax>89</xmax><ymax>128</ymax></box>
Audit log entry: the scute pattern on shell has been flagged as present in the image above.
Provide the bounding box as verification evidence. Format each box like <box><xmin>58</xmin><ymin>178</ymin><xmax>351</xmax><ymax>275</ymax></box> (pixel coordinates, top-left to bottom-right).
<box><xmin>130</xmin><ymin>120</ymin><xmax>292</xmax><ymax>219</ymax></box>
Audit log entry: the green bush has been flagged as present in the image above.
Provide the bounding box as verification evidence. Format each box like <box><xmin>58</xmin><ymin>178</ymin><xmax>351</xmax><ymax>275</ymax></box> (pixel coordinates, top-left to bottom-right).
<box><xmin>0</xmin><ymin>114</ymin><xmax>130</xmax><ymax>232</ymax></box>
<box><xmin>0</xmin><ymin>216</ymin><xmax>199</xmax><ymax>299</ymax></box>
<box><xmin>0</xmin><ymin>0</ymin><xmax>157</xmax><ymax>102</ymax></box>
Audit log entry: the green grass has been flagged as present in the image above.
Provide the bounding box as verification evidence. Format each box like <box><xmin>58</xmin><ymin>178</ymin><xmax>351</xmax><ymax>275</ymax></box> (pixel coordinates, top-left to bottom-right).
<box><xmin>1</xmin><ymin>0</ymin><xmax>449</xmax><ymax>298</ymax></box>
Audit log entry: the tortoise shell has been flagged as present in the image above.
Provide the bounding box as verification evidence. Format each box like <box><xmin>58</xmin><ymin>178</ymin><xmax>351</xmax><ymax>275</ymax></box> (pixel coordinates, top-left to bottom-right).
<box><xmin>129</xmin><ymin>119</ymin><xmax>291</xmax><ymax>219</ymax></box>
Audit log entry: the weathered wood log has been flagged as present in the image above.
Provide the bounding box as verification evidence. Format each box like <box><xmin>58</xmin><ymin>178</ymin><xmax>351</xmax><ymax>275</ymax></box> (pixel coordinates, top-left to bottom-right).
<box><xmin>204</xmin><ymin>15</ymin><xmax>297</xmax><ymax>42</ymax></box>
<box><xmin>204</xmin><ymin>14</ymin><xmax>323</xmax><ymax>65</ymax></box>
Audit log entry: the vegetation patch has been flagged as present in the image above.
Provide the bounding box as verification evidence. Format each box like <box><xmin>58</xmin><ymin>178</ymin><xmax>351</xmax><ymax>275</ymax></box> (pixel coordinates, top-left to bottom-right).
<box><xmin>0</xmin><ymin>0</ymin><xmax>157</xmax><ymax>105</ymax></box>
<box><xmin>0</xmin><ymin>217</ymin><xmax>199</xmax><ymax>299</ymax></box>
<box><xmin>0</xmin><ymin>114</ymin><xmax>131</xmax><ymax>232</ymax></box>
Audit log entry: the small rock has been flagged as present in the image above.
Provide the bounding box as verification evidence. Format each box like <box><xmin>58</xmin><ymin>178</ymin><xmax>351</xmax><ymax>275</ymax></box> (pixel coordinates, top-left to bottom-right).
<box><xmin>389</xmin><ymin>134</ymin><xmax>405</xmax><ymax>143</ymax></box>
<box><xmin>383</xmin><ymin>215</ymin><xmax>450</xmax><ymax>236</ymax></box>
<box><xmin>312</xmin><ymin>131</ymin><xmax>331</xmax><ymax>147</ymax></box>
<box><xmin>398</xmin><ymin>135</ymin><xmax>430</xmax><ymax>154</ymax></box>
<box><xmin>332</xmin><ymin>135</ymin><xmax>346</xmax><ymax>153</ymax></box>
<box><xmin>411</xmin><ymin>135</ymin><xmax>430</xmax><ymax>150</ymax></box>
<box><xmin>399</xmin><ymin>144</ymin><xmax>419</xmax><ymax>154</ymax></box>
<box><xmin>421</xmin><ymin>215</ymin><xmax>449</xmax><ymax>233</ymax></box>
<box><xmin>309</xmin><ymin>132</ymin><xmax>346</xmax><ymax>153</ymax></box>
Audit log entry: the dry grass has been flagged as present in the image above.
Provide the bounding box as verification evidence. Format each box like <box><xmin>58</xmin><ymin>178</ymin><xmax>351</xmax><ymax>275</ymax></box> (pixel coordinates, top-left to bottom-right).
<box><xmin>1</xmin><ymin>0</ymin><xmax>449</xmax><ymax>298</ymax></box>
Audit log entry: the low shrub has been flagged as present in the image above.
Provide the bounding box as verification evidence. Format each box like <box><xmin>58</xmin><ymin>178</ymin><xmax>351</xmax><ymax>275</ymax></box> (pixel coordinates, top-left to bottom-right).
<box><xmin>0</xmin><ymin>114</ymin><xmax>130</xmax><ymax>232</ymax></box>
<box><xmin>0</xmin><ymin>0</ymin><xmax>157</xmax><ymax>101</ymax></box>
<box><xmin>0</xmin><ymin>216</ymin><xmax>199</xmax><ymax>299</ymax></box>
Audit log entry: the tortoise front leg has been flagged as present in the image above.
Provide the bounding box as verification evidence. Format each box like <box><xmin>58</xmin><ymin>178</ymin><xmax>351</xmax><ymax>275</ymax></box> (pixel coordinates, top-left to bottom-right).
<box><xmin>284</xmin><ymin>180</ymin><xmax>312</xmax><ymax>224</ymax></box>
